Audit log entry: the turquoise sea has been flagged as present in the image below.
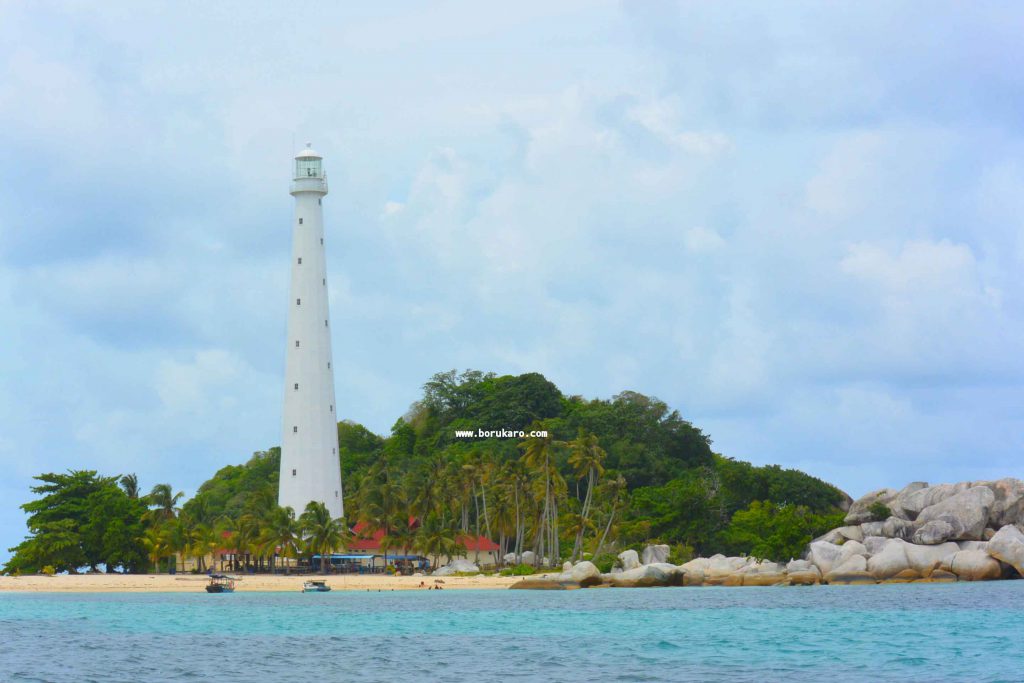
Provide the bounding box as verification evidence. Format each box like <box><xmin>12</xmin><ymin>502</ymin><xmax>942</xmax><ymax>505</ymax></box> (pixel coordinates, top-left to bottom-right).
<box><xmin>1</xmin><ymin>582</ymin><xmax>1022</xmax><ymax>682</ymax></box>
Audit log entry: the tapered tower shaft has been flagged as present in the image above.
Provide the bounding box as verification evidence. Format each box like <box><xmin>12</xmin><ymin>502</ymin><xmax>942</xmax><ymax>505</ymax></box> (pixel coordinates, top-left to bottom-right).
<box><xmin>278</xmin><ymin>143</ymin><xmax>344</xmax><ymax>519</ymax></box>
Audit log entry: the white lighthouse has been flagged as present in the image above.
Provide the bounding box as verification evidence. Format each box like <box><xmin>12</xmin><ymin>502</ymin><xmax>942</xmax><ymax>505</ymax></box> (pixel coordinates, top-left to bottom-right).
<box><xmin>278</xmin><ymin>143</ymin><xmax>344</xmax><ymax>519</ymax></box>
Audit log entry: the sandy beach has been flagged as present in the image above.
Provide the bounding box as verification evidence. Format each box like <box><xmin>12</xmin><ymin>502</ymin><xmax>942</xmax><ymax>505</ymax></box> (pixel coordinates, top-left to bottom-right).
<box><xmin>0</xmin><ymin>573</ymin><xmax>520</xmax><ymax>593</ymax></box>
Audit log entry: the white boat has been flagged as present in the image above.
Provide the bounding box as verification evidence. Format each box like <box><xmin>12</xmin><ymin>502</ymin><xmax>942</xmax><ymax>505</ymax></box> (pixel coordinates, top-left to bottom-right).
<box><xmin>302</xmin><ymin>580</ymin><xmax>331</xmax><ymax>592</ymax></box>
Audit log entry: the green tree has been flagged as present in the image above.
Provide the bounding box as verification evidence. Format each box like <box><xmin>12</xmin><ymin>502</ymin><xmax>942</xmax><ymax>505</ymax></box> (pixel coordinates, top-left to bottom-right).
<box><xmin>722</xmin><ymin>501</ymin><xmax>845</xmax><ymax>562</ymax></box>
<box><xmin>260</xmin><ymin>505</ymin><xmax>301</xmax><ymax>574</ymax></box>
<box><xmin>5</xmin><ymin>471</ymin><xmax>146</xmax><ymax>574</ymax></box>
<box><xmin>300</xmin><ymin>501</ymin><xmax>348</xmax><ymax>574</ymax></box>
<box><xmin>565</xmin><ymin>429</ymin><xmax>606</xmax><ymax>562</ymax></box>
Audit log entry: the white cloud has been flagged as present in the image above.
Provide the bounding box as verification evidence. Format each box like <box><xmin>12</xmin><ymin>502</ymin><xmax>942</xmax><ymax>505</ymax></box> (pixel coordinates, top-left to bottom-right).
<box><xmin>682</xmin><ymin>226</ymin><xmax>726</xmax><ymax>253</ymax></box>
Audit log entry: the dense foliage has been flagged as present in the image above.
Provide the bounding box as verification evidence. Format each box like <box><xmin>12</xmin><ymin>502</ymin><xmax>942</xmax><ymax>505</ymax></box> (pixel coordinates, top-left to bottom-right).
<box><xmin>5</xmin><ymin>471</ymin><xmax>148</xmax><ymax>574</ymax></box>
<box><xmin>4</xmin><ymin>370</ymin><xmax>850</xmax><ymax>574</ymax></box>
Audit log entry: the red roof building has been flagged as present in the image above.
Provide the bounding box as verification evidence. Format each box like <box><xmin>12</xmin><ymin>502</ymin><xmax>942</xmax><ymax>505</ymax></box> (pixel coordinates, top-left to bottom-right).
<box><xmin>347</xmin><ymin>520</ymin><xmax>499</xmax><ymax>554</ymax></box>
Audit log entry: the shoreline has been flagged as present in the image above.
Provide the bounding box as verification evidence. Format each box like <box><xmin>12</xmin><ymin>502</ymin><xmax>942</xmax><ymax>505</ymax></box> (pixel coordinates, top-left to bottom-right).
<box><xmin>0</xmin><ymin>573</ymin><xmax>520</xmax><ymax>593</ymax></box>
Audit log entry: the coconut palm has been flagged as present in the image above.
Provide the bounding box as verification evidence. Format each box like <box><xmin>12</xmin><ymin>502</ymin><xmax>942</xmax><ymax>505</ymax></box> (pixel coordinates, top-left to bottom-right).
<box><xmin>357</xmin><ymin>458</ymin><xmax>405</xmax><ymax>566</ymax></box>
<box><xmin>516</xmin><ymin>421</ymin><xmax>557</xmax><ymax>565</ymax></box>
<box><xmin>145</xmin><ymin>483</ymin><xmax>183</xmax><ymax>524</ymax></box>
<box><xmin>300</xmin><ymin>501</ymin><xmax>349</xmax><ymax>574</ymax></box>
<box><xmin>414</xmin><ymin>514</ymin><xmax>463</xmax><ymax>570</ymax></box>
<box><xmin>260</xmin><ymin>505</ymin><xmax>301</xmax><ymax>574</ymax></box>
<box><xmin>190</xmin><ymin>523</ymin><xmax>220</xmax><ymax>572</ymax></box>
<box><xmin>119</xmin><ymin>474</ymin><xmax>140</xmax><ymax>500</ymax></box>
<box><xmin>140</xmin><ymin>525</ymin><xmax>170</xmax><ymax>573</ymax></box>
<box><xmin>229</xmin><ymin>512</ymin><xmax>261</xmax><ymax>572</ymax></box>
<box><xmin>593</xmin><ymin>474</ymin><xmax>628</xmax><ymax>560</ymax></box>
<box><xmin>566</xmin><ymin>429</ymin><xmax>606</xmax><ymax>562</ymax></box>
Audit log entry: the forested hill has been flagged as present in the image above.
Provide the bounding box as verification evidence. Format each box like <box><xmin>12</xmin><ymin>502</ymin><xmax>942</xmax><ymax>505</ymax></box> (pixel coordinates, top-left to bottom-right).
<box><xmin>187</xmin><ymin>370</ymin><xmax>849</xmax><ymax>563</ymax></box>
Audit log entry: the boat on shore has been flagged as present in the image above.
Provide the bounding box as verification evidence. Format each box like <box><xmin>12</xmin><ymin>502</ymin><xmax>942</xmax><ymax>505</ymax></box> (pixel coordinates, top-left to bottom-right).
<box><xmin>205</xmin><ymin>575</ymin><xmax>238</xmax><ymax>593</ymax></box>
<box><xmin>302</xmin><ymin>580</ymin><xmax>331</xmax><ymax>592</ymax></box>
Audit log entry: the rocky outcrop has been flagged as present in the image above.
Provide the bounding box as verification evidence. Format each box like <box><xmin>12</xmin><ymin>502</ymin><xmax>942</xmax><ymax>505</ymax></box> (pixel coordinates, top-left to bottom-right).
<box><xmin>512</xmin><ymin>478</ymin><xmax>1024</xmax><ymax>591</ymax></box>
<box><xmin>845</xmin><ymin>488</ymin><xmax>898</xmax><ymax>524</ymax></box>
<box><xmin>735</xmin><ymin>561</ymin><xmax>787</xmax><ymax>586</ymax></box>
<box><xmin>987</xmin><ymin>524</ymin><xmax>1024</xmax><ymax>576</ymax></box>
<box><xmin>916</xmin><ymin>486</ymin><xmax>994</xmax><ymax>540</ymax></box>
<box><xmin>912</xmin><ymin>519</ymin><xmax>958</xmax><ymax>545</ymax></box>
<box><xmin>433</xmin><ymin>559</ymin><xmax>479</xmax><ymax>576</ymax></box>
<box><xmin>824</xmin><ymin>555</ymin><xmax>875</xmax><ymax>585</ymax></box>
<box><xmin>866</xmin><ymin>539</ymin><xmax>909</xmax><ymax>580</ymax></box>
<box><xmin>509</xmin><ymin>560</ymin><xmax>602</xmax><ymax>590</ymax></box>
<box><xmin>987</xmin><ymin>478</ymin><xmax>1024</xmax><ymax>528</ymax></box>
<box><xmin>903</xmin><ymin>541</ymin><xmax>959</xmax><ymax>575</ymax></box>
<box><xmin>618</xmin><ymin>549</ymin><xmax>641</xmax><ymax>571</ymax></box>
<box><xmin>603</xmin><ymin>563</ymin><xmax>681</xmax><ymax>588</ymax></box>
<box><xmin>641</xmin><ymin>544</ymin><xmax>670</xmax><ymax>565</ymax></box>
<box><xmin>785</xmin><ymin>559</ymin><xmax>821</xmax><ymax>585</ymax></box>
<box><xmin>895</xmin><ymin>482</ymin><xmax>969</xmax><ymax>520</ymax></box>
<box><xmin>941</xmin><ymin>550</ymin><xmax>1003</xmax><ymax>581</ymax></box>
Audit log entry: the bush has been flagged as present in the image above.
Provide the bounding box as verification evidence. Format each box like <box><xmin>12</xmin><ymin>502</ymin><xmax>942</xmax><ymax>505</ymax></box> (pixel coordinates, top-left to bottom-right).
<box><xmin>868</xmin><ymin>501</ymin><xmax>892</xmax><ymax>522</ymax></box>
<box><xmin>668</xmin><ymin>543</ymin><xmax>694</xmax><ymax>565</ymax></box>
<box><xmin>591</xmin><ymin>553</ymin><xmax>618</xmax><ymax>573</ymax></box>
<box><xmin>41</xmin><ymin>565</ymin><xmax>56</xmax><ymax>576</ymax></box>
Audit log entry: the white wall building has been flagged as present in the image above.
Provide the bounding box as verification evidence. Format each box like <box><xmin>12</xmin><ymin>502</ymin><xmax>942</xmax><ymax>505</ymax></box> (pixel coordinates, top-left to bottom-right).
<box><xmin>278</xmin><ymin>144</ymin><xmax>344</xmax><ymax>519</ymax></box>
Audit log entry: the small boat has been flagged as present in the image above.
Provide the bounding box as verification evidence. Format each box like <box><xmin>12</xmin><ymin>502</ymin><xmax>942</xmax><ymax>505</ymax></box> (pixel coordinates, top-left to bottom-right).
<box><xmin>302</xmin><ymin>580</ymin><xmax>331</xmax><ymax>593</ymax></box>
<box><xmin>205</xmin><ymin>574</ymin><xmax>238</xmax><ymax>593</ymax></box>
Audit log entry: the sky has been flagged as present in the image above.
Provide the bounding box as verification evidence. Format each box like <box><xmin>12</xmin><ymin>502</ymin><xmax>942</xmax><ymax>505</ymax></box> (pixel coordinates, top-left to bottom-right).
<box><xmin>2</xmin><ymin>1</ymin><xmax>1023</xmax><ymax>561</ymax></box>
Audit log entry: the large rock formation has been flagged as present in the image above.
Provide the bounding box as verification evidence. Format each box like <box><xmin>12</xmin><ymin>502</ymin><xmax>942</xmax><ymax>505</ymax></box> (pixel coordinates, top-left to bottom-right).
<box><xmin>511</xmin><ymin>478</ymin><xmax>1024</xmax><ymax>591</ymax></box>
<box><xmin>618</xmin><ymin>549</ymin><xmax>641</xmax><ymax>571</ymax></box>
<box><xmin>641</xmin><ymin>544</ymin><xmax>670</xmax><ymax>565</ymax></box>
<box><xmin>915</xmin><ymin>486</ymin><xmax>994</xmax><ymax>540</ymax></box>
<box><xmin>988</xmin><ymin>478</ymin><xmax>1024</xmax><ymax>528</ymax></box>
<box><xmin>433</xmin><ymin>559</ymin><xmax>480</xmax><ymax>576</ymax></box>
<box><xmin>845</xmin><ymin>488</ymin><xmax>899</xmax><ymax>524</ymax></box>
<box><xmin>987</xmin><ymin>524</ymin><xmax>1024</xmax><ymax>575</ymax></box>
<box><xmin>941</xmin><ymin>550</ymin><xmax>1003</xmax><ymax>581</ymax></box>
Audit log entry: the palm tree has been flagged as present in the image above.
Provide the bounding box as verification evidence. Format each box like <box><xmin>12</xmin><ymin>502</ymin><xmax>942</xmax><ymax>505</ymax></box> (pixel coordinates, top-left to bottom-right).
<box><xmin>516</xmin><ymin>421</ymin><xmax>557</xmax><ymax>565</ymax></box>
<box><xmin>300</xmin><ymin>501</ymin><xmax>348</xmax><ymax>574</ymax></box>
<box><xmin>141</xmin><ymin>525</ymin><xmax>170</xmax><ymax>573</ymax></box>
<box><xmin>145</xmin><ymin>483</ymin><xmax>183</xmax><ymax>524</ymax></box>
<box><xmin>190</xmin><ymin>523</ymin><xmax>220</xmax><ymax>572</ymax></box>
<box><xmin>593</xmin><ymin>474</ymin><xmax>628</xmax><ymax>560</ymax></box>
<box><xmin>260</xmin><ymin>505</ymin><xmax>301</xmax><ymax>574</ymax></box>
<box><xmin>164</xmin><ymin>515</ymin><xmax>191</xmax><ymax>573</ymax></box>
<box><xmin>566</xmin><ymin>429</ymin><xmax>606</xmax><ymax>562</ymax></box>
<box><xmin>357</xmin><ymin>457</ymin><xmax>405</xmax><ymax>567</ymax></box>
<box><xmin>120</xmin><ymin>474</ymin><xmax>140</xmax><ymax>500</ymax></box>
<box><xmin>229</xmin><ymin>513</ymin><xmax>261</xmax><ymax>572</ymax></box>
<box><xmin>414</xmin><ymin>514</ymin><xmax>463</xmax><ymax>570</ymax></box>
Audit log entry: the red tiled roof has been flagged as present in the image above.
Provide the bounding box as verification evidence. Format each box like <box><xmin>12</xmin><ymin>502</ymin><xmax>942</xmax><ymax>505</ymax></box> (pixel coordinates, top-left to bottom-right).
<box><xmin>347</xmin><ymin>520</ymin><xmax>498</xmax><ymax>553</ymax></box>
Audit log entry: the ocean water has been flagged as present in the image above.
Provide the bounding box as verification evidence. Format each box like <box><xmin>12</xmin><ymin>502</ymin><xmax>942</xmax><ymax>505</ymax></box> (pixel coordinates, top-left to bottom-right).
<box><xmin>1</xmin><ymin>582</ymin><xmax>1022</xmax><ymax>682</ymax></box>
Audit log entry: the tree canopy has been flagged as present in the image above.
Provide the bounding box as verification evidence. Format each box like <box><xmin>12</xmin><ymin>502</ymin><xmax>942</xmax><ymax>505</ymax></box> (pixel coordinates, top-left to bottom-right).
<box><xmin>5</xmin><ymin>369</ymin><xmax>851</xmax><ymax>573</ymax></box>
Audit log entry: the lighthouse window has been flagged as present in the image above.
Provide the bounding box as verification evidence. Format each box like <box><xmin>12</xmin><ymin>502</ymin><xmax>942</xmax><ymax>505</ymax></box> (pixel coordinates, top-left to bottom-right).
<box><xmin>327</xmin><ymin>362</ymin><xmax>331</xmax><ymax>369</ymax></box>
<box><xmin>296</xmin><ymin>298</ymin><xmax>301</xmax><ymax>305</ymax></box>
<box><xmin>295</xmin><ymin>340</ymin><xmax>300</xmax><ymax>347</ymax></box>
<box><xmin>292</xmin><ymin>469</ymin><xmax>297</xmax><ymax>477</ymax></box>
<box><xmin>325</xmin><ymin>319</ymin><xmax>328</xmax><ymax>327</ymax></box>
<box><xmin>298</xmin><ymin>218</ymin><xmax>303</xmax><ymax>224</ymax></box>
<box><xmin>294</xmin><ymin>383</ymin><xmax>299</xmax><ymax>390</ymax></box>
<box><xmin>330</xmin><ymin>404</ymin><xmax>333</xmax><ymax>412</ymax></box>
<box><xmin>318</xmin><ymin>198</ymin><xmax>322</xmax><ymax>205</ymax></box>
<box><xmin>297</xmin><ymin>257</ymin><xmax>302</xmax><ymax>264</ymax></box>
<box><xmin>293</xmin><ymin>426</ymin><xmax>298</xmax><ymax>433</ymax></box>
<box><xmin>320</xmin><ymin>238</ymin><xmax>323</xmax><ymax>244</ymax></box>
<box><xmin>332</xmin><ymin>448</ymin><xmax>336</xmax><ymax>454</ymax></box>
<box><xmin>322</xmin><ymin>278</ymin><xmax>325</xmax><ymax>285</ymax></box>
<box><xmin>335</xmin><ymin>490</ymin><xmax>338</xmax><ymax>497</ymax></box>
